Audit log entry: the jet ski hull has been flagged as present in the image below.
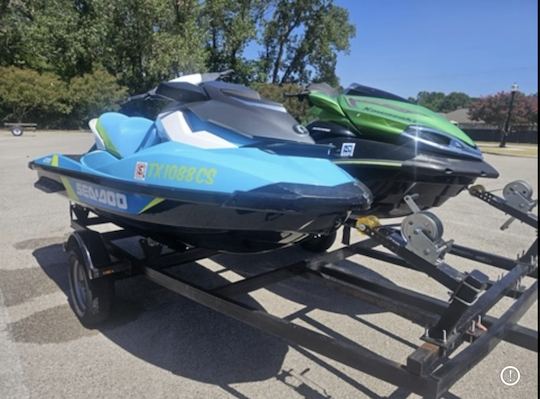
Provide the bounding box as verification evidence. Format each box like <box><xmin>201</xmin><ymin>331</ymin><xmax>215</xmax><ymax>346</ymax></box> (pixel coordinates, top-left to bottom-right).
<box><xmin>29</xmin><ymin>77</ymin><xmax>374</xmax><ymax>253</ymax></box>
<box><xmin>32</xmin><ymin>163</ymin><xmax>369</xmax><ymax>252</ymax></box>
<box><xmin>310</xmin><ymin>135</ymin><xmax>499</xmax><ymax>218</ymax></box>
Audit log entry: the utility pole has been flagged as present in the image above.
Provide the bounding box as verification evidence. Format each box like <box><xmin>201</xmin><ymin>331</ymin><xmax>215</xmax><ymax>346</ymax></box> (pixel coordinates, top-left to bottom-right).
<box><xmin>499</xmin><ymin>83</ymin><xmax>519</xmax><ymax>148</ymax></box>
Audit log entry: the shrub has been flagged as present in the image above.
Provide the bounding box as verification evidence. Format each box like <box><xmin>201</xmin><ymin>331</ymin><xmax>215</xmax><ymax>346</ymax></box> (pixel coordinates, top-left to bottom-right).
<box><xmin>67</xmin><ymin>69</ymin><xmax>128</xmax><ymax>128</ymax></box>
<box><xmin>0</xmin><ymin>66</ymin><xmax>71</xmax><ymax>125</ymax></box>
<box><xmin>0</xmin><ymin>66</ymin><xmax>128</xmax><ymax>128</ymax></box>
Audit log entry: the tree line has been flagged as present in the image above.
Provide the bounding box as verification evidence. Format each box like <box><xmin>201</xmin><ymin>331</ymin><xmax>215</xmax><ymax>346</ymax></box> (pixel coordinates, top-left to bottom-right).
<box><xmin>409</xmin><ymin>90</ymin><xmax>538</xmax><ymax>129</ymax></box>
<box><xmin>0</xmin><ymin>0</ymin><xmax>354</xmax><ymax>127</ymax></box>
<box><xmin>1</xmin><ymin>1</ymin><xmax>537</xmax><ymax>130</ymax></box>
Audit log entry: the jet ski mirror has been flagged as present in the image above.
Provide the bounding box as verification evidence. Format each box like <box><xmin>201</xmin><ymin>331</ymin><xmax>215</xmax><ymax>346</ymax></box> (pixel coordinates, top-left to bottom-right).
<box><xmin>155</xmin><ymin>81</ymin><xmax>209</xmax><ymax>103</ymax></box>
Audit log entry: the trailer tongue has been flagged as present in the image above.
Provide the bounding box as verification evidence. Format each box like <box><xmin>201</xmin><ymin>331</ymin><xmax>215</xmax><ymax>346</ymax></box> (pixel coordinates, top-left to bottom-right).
<box><xmin>64</xmin><ymin>179</ymin><xmax>537</xmax><ymax>399</ymax></box>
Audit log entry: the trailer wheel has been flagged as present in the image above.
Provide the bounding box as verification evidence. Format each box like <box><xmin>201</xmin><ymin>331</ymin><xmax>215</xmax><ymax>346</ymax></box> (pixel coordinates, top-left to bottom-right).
<box><xmin>300</xmin><ymin>231</ymin><xmax>337</xmax><ymax>253</ymax></box>
<box><xmin>68</xmin><ymin>248</ymin><xmax>114</xmax><ymax>327</ymax></box>
<box><xmin>11</xmin><ymin>126</ymin><xmax>23</xmax><ymax>137</ymax></box>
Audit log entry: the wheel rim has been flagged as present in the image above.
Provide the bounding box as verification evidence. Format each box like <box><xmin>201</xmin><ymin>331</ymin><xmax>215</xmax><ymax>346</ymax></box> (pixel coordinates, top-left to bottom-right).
<box><xmin>72</xmin><ymin>259</ymin><xmax>89</xmax><ymax>312</ymax></box>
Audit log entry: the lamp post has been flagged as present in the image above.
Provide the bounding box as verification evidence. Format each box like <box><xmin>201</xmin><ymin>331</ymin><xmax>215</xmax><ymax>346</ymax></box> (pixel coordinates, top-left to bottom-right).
<box><xmin>499</xmin><ymin>83</ymin><xmax>519</xmax><ymax>148</ymax></box>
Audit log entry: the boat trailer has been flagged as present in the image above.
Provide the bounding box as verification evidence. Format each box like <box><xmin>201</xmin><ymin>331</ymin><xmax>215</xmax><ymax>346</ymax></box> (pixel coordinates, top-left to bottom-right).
<box><xmin>64</xmin><ymin>180</ymin><xmax>538</xmax><ymax>399</ymax></box>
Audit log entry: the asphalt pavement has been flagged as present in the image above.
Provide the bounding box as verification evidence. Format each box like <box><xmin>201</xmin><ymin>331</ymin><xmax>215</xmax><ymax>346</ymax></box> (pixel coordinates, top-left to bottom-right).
<box><xmin>0</xmin><ymin>130</ymin><xmax>538</xmax><ymax>399</ymax></box>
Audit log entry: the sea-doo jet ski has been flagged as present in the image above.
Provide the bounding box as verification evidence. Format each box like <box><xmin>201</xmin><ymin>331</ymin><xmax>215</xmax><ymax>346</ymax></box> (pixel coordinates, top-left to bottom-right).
<box><xmin>298</xmin><ymin>83</ymin><xmax>499</xmax><ymax>217</ymax></box>
<box><xmin>30</xmin><ymin>73</ymin><xmax>372</xmax><ymax>252</ymax></box>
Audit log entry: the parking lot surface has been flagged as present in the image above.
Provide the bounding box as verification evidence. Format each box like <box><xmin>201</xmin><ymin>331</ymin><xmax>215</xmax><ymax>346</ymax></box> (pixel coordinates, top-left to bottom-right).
<box><xmin>0</xmin><ymin>131</ymin><xmax>538</xmax><ymax>398</ymax></box>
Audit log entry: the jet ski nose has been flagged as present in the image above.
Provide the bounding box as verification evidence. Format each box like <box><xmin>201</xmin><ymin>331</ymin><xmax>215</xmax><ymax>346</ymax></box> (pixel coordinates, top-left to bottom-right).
<box><xmin>477</xmin><ymin>159</ymin><xmax>500</xmax><ymax>179</ymax></box>
<box><xmin>350</xmin><ymin>180</ymin><xmax>374</xmax><ymax>210</ymax></box>
<box><xmin>229</xmin><ymin>180</ymin><xmax>373</xmax><ymax>213</ymax></box>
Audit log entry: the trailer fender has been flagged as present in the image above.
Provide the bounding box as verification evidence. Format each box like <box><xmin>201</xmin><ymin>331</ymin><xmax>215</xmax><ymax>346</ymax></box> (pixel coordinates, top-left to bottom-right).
<box><xmin>65</xmin><ymin>230</ymin><xmax>111</xmax><ymax>279</ymax></box>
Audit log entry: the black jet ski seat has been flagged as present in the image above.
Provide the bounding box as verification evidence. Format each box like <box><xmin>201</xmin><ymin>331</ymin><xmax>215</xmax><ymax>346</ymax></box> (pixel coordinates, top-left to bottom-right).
<box><xmin>89</xmin><ymin>112</ymin><xmax>154</xmax><ymax>158</ymax></box>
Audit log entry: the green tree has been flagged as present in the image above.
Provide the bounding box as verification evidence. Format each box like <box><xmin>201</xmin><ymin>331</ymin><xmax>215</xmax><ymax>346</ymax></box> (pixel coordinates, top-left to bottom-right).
<box><xmin>416</xmin><ymin>91</ymin><xmax>446</xmax><ymax>112</ymax></box>
<box><xmin>204</xmin><ymin>0</ymin><xmax>269</xmax><ymax>83</ymax></box>
<box><xmin>261</xmin><ymin>0</ymin><xmax>355</xmax><ymax>86</ymax></box>
<box><xmin>68</xmin><ymin>68</ymin><xmax>128</xmax><ymax>127</ymax></box>
<box><xmin>1</xmin><ymin>0</ymin><xmax>208</xmax><ymax>93</ymax></box>
<box><xmin>0</xmin><ymin>66</ymin><xmax>128</xmax><ymax>127</ymax></box>
<box><xmin>0</xmin><ymin>0</ymin><xmax>27</xmax><ymax>67</ymax></box>
<box><xmin>102</xmin><ymin>0</ymin><xmax>207</xmax><ymax>92</ymax></box>
<box><xmin>0</xmin><ymin>1</ymin><xmax>108</xmax><ymax>78</ymax></box>
<box><xmin>415</xmin><ymin>91</ymin><xmax>472</xmax><ymax>113</ymax></box>
<box><xmin>0</xmin><ymin>0</ymin><xmax>357</xmax><ymax>127</ymax></box>
<box><xmin>0</xmin><ymin>66</ymin><xmax>71</xmax><ymax>123</ymax></box>
<box><xmin>439</xmin><ymin>92</ymin><xmax>472</xmax><ymax>113</ymax></box>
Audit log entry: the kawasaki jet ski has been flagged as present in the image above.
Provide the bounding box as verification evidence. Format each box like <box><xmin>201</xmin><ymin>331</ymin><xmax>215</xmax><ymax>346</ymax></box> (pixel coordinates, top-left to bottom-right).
<box><xmin>29</xmin><ymin>73</ymin><xmax>372</xmax><ymax>252</ymax></box>
<box><xmin>299</xmin><ymin>83</ymin><xmax>499</xmax><ymax>217</ymax></box>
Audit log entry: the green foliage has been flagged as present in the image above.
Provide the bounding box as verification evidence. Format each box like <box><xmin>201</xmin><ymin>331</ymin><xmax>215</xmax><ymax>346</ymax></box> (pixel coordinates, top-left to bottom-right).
<box><xmin>252</xmin><ymin>83</ymin><xmax>308</xmax><ymax>121</ymax></box>
<box><xmin>67</xmin><ymin>69</ymin><xmax>128</xmax><ymax>127</ymax></box>
<box><xmin>415</xmin><ymin>91</ymin><xmax>472</xmax><ymax>113</ymax></box>
<box><xmin>469</xmin><ymin>92</ymin><xmax>538</xmax><ymax>128</ymax></box>
<box><xmin>261</xmin><ymin>0</ymin><xmax>355</xmax><ymax>86</ymax></box>
<box><xmin>204</xmin><ymin>0</ymin><xmax>269</xmax><ymax>83</ymax></box>
<box><xmin>0</xmin><ymin>1</ymin><xmax>106</xmax><ymax>77</ymax></box>
<box><xmin>440</xmin><ymin>92</ymin><xmax>472</xmax><ymax>113</ymax></box>
<box><xmin>1</xmin><ymin>0</ymin><xmax>208</xmax><ymax>92</ymax></box>
<box><xmin>0</xmin><ymin>66</ymin><xmax>70</xmax><ymax>123</ymax></box>
<box><xmin>0</xmin><ymin>66</ymin><xmax>127</xmax><ymax>127</ymax></box>
<box><xmin>0</xmin><ymin>0</ymin><xmax>355</xmax><ymax>127</ymax></box>
<box><xmin>100</xmin><ymin>0</ymin><xmax>208</xmax><ymax>92</ymax></box>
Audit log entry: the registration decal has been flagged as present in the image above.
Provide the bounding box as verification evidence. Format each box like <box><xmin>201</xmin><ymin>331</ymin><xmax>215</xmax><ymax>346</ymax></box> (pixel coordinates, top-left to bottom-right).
<box><xmin>148</xmin><ymin>162</ymin><xmax>217</xmax><ymax>185</ymax></box>
<box><xmin>134</xmin><ymin>161</ymin><xmax>148</xmax><ymax>181</ymax></box>
<box><xmin>340</xmin><ymin>143</ymin><xmax>356</xmax><ymax>157</ymax></box>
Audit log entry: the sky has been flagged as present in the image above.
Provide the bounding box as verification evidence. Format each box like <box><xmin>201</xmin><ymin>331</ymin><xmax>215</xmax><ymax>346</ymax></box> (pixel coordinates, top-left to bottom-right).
<box><xmin>334</xmin><ymin>0</ymin><xmax>538</xmax><ymax>98</ymax></box>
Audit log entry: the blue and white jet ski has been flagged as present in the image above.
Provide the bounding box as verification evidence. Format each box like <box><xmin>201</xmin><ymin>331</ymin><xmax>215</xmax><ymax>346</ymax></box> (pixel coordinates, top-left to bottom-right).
<box><xmin>30</xmin><ymin>72</ymin><xmax>372</xmax><ymax>252</ymax></box>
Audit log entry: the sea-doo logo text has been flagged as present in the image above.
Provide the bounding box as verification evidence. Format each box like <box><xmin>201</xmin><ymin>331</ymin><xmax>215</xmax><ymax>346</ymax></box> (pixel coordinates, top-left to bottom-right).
<box><xmin>75</xmin><ymin>183</ymin><xmax>128</xmax><ymax>210</ymax></box>
<box><xmin>134</xmin><ymin>161</ymin><xmax>147</xmax><ymax>181</ymax></box>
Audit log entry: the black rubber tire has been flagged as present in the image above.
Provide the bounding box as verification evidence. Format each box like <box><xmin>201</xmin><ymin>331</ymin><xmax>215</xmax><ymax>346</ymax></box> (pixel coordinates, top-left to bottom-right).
<box><xmin>300</xmin><ymin>231</ymin><xmax>337</xmax><ymax>253</ymax></box>
<box><xmin>11</xmin><ymin>126</ymin><xmax>23</xmax><ymax>136</ymax></box>
<box><xmin>68</xmin><ymin>248</ymin><xmax>114</xmax><ymax>327</ymax></box>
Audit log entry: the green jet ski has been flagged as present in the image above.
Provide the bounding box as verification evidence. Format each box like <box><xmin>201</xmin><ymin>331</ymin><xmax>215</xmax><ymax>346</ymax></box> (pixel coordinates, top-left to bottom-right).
<box><xmin>299</xmin><ymin>83</ymin><xmax>499</xmax><ymax>217</ymax></box>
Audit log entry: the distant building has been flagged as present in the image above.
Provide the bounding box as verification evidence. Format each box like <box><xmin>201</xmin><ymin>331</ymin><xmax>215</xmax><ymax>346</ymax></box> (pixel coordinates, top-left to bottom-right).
<box><xmin>441</xmin><ymin>108</ymin><xmax>485</xmax><ymax>126</ymax></box>
<box><xmin>440</xmin><ymin>108</ymin><xmax>537</xmax><ymax>144</ymax></box>
<box><xmin>439</xmin><ymin>108</ymin><xmax>499</xmax><ymax>131</ymax></box>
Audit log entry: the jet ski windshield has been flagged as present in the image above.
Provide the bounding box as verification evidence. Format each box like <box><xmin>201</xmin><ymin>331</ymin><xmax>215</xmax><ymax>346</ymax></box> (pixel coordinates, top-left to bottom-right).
<box><xmin>345</xmin><ymin>83</ymin><xmax>411</xmax><ymax>103</ymax></box>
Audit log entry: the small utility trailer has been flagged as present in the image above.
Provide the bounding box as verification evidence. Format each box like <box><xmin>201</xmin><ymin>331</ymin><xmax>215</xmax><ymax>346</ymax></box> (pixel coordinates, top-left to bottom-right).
<box><xmin>4</xmin><ymin>122</ymin><xmax>37</xmax><ymax>136</ymax></box>
<box><xmin>64</xmin><ymin>180</ymin><xmax>538</xmax><ymax>399</ymax></box>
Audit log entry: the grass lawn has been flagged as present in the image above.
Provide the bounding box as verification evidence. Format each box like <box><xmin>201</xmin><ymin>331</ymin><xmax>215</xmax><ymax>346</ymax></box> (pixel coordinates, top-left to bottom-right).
<box><xmin>478</xmin><ymin>142</ymin><xmax>538</xmax><ymax>158</ymax></box>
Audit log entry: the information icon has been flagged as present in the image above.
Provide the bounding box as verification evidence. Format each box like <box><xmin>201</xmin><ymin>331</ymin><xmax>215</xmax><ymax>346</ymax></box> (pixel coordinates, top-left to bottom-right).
<box><xmin>500</xmin><ymin>366</ymin><xmax>521</xmax><ymax>386</ymax></box>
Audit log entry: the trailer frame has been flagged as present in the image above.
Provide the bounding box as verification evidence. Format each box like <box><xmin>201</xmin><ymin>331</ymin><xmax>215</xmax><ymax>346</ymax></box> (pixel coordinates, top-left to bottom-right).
<box><xmin>64</xmin><ymin>188</ymin><xmax>538</xmax><ymax>399</ymax></box>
